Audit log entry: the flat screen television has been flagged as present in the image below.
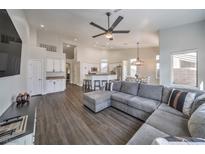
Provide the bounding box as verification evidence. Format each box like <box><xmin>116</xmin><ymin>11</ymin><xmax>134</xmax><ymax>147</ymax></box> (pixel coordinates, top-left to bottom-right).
<box><xmin>0</xmin><ymin>9</ymin><xmax>22</xmax><ymax>77</ymax></box>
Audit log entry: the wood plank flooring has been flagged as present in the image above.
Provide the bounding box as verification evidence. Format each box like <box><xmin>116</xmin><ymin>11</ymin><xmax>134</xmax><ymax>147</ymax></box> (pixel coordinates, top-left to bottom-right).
<box><xmin>34</xmin><ymin>84</ymin><xmax>143</xmax><ymax>145</ymax></box>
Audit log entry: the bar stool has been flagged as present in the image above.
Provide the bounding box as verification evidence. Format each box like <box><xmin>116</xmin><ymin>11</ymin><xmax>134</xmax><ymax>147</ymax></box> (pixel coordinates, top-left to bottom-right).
<box><xmin>83</xmin><ymin>79</ymin><xmax>92</xmax><ymax>92</ymax></box>
<box><xmin>101</xmin><ymin>80</ymin><xmax>108</xmax><ymax>87</ymax></box>
<box><xmin>94</xmin><ymin>80</ymin><xmax>101</xmax><ymax>91</ymax></box>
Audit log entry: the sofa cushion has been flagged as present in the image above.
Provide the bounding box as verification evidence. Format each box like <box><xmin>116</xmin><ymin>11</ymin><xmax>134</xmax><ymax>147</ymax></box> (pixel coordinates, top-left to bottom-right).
<box><xmin>112</xmin><ymin>81</ymin><xmax>122</xmax><ymax>92</ymax></box>
<box><xmin>161</xmin><ymin>87</ymin><xmax>172</xmax><ymax>103</ymax></box>
<box><xmin>127</xmin><ymin>123</ymin><xmax>169</xmax><ymax>145</ymax></box>
<box><xmin>168</xmin><ymin>89</ymin><xmax>196</xmax><ymax>116</ymax></box>
<box><xmin>83</xmin><ymin>91</ymin><xmax>116</xmax><ymax>104</ymax></box>
<box><xmin>120</xmin><ymin>81</ymin><xmax>139</xmax><ymax>95</ymax></box>
<box><xmin>138</xmin><ymin>83</ymin><xmax>163</xmax><ymax>101</ymax></box>
<box><xmin>158</xmin><ymin>103</ymin><xmax>188</xmax><ymax>118</ymax></box>
<box><xmin>146</xmin><ymin>109</ymin><xmax>190</xmax><ymax>137</ymax></box>
<box><xmin>128</xmin><ymin>96</ymin><xmax>160</xmax><ymax>113</ymax></box>
<box><xmin>127</xmin><ymin>106</ymin><xmax>151</xmax><ymax>121</ymax></box>
<box><xmin>188</xmin><ymin>103</ymin><xmax>205</xmax><ymax>138</ymax></box>
<box><xmin>111</xmin><ymin>100</ymin><xmax>128</xmax><ymax>113</ymax></box>
<box><xmin>111</xmin><ymin>92</ymin><xmax>135</xmax><ymax>104</ymax></box>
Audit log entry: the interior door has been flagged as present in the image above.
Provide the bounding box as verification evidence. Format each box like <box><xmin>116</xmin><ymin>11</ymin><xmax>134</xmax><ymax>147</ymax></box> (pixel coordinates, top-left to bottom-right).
<box><xmin>28</xmin><ymin>60</ymin><xmax>42</xmax><ymax>96</ymax></box>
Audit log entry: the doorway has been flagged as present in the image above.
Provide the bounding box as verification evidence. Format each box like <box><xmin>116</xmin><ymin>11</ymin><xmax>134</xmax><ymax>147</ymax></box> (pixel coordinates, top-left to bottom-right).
<box><xmin>27</xmin><ymin>59</ymin><xmax>42</xmax><ymax>96</ymax></box>
<box><xmin>63</xmin><ymin>43</ymin><xmax>76</xmax><ymax>85</ymax></box>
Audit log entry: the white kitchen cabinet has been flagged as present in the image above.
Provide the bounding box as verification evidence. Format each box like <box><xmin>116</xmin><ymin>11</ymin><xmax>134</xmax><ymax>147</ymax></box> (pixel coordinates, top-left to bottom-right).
<box><xmin>46</xmin><ymin>80</ymin><xmax>54</xmax><ymax>93</ymax></box>
<box><xmin>46</xmin><ymin>58</ymin><xmax>54</xmax><ymax>72</ymax></box>
<box><xmin>61</xmin><ymin>59</ymin><xmax>65</xmax><ymax>72</ymax></box>
<box><xmin>58</xmin><ymin>79</ymin><xmax>66</xmax><ymax>91</ymax></box>
<box><xmin>54</xmin><ymin>80</ymin><xmax>61</xmax><ymax>92</ymax></box>
<box><xmin>46</xmin><ymin>58</ymin><xmax>65</xmax><ymax>72</ymax></box>
<box><xmin>46</xmin><ymin>79</ymin><xmax>66</xmax><ymax>94</ymax></box>
<box><xmin>54</xmin><ymin>59</ymin><xmax>61</xmax><ymax>72</ymax></box>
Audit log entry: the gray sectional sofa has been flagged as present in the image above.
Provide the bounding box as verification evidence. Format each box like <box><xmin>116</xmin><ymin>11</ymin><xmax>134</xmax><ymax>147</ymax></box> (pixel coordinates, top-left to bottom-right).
<box><xmin>83</xmin><ymin>81</ymin><xmax>205</xmax><ymax>145</ymax></box>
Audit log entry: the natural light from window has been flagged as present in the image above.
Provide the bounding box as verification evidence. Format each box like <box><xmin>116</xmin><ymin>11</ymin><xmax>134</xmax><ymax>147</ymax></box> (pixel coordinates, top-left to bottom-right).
<box><xmin>130</xmin><ymin>59</ymin><xmax>137</xmax><ymax>77</ymax></box>
<box><xmin>171</xmin><ymin>51</ymin><xmax>197</xmax><ymax>87</ymax></box>
<box><xmin>100</xmin><ymin>59</ymin><xmax>108</xmax><ymax>73</ymax></box>
<box><xmin>156</xmin><ymin>55</ymin><xmax>160</xmax><ymax>79</ymax></box>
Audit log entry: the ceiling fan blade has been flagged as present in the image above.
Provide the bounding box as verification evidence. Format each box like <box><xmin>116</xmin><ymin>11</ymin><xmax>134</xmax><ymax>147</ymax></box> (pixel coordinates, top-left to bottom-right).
<box><xmin>92</xmin><ymin>32</ymin><xmax>107</xmax><ymax>38</ymax></box>
<box><xmin>113</xmin><ymin>30</ymin><xmax>130</xmax><ymax>33</ymax></box>
<box><xmin>90</xmin><ymin>22</ymin><xmax>107</xmax><ymax>31</ymax></box>
<box><xmin>109</xmin><ymin>16</ymin><xmax>123</xmax><ymax>31</ymax></box>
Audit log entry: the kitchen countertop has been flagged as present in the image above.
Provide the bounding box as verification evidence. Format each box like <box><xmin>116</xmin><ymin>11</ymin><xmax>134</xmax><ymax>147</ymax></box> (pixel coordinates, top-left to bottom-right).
<box><xmin>85</xmin><ymin>74</ymin><xmax>116</xmax><ymax>76</ymax></box>
<box><xmin>0</xmin><ymin>97</ymin><xmax>39</xmax><ymax>144</ymax></box>
<box><xmin>46</xmin><ymin>76</ymin><xmax>65</xmax><ymax>80</ymax></box>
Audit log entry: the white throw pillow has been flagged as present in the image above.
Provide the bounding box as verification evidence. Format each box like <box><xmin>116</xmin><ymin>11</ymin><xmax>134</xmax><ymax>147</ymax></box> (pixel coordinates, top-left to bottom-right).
<box><xmin>188</xmin><ymin>103</ymin><xmax>205</xmax><ymax>138</ymax></box>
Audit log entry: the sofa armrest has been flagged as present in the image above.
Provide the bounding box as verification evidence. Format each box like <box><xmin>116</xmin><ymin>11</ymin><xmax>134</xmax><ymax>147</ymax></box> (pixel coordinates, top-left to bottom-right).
<box><xmin>152</xmin><ymin>136</ymin><xmax>205</xmax><ymax>145</ymax></box>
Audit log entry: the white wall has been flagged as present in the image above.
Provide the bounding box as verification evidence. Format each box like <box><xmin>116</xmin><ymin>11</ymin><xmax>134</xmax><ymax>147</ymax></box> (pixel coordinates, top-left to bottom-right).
<box><xmin>0</xmin><ymin>10</ymin><xmax>30</xmax><ymax>115</ymax></box>
<box><xmin>29</xmin><ymin>27</ymin><xmax>37</xmax><ymax>46</ymax></box>
<box><xmin>76</xmin><ymin>46</ymin><xmax>108</xmax><ymax>63</ymax></box>
<box><xmin>37</xmin><ymin>31</ymin><xmax>63</xmax><ymax>53</ymax></box>
<box><xmin>106</xmin><ymin>47</ymin><xmax>159</xmax><ymax>84</ymax></box>
<box><xmin>160</xmin><ymin>20</ymin><xmax>205</xmax><ymax>89</ymax></box>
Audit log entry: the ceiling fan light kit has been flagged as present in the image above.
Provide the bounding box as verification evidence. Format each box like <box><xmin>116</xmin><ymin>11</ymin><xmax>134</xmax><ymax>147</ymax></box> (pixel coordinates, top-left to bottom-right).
<box><xmin>105</xmin><ymin>32</ymin><xmax>113</xmax><ymax>39</ymax></box>
<box><xmin>90</xmin><ymin>12</ymin><xmax>130</xmax><ymax>40</ymax></box>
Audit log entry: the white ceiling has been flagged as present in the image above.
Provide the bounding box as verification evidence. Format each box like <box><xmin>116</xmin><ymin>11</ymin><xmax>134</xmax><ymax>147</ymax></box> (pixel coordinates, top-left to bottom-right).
<box><xmin>24</xmin><ymin>9</ymin><xmax>205</xmax><ymax>49</ymax></box>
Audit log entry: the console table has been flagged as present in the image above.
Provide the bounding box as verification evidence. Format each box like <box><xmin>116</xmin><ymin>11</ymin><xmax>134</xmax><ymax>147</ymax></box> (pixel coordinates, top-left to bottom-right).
<box><xmin>0</xmin><ymin>100</ymin><xmax>38</xmax><ymax>145</ymax></box>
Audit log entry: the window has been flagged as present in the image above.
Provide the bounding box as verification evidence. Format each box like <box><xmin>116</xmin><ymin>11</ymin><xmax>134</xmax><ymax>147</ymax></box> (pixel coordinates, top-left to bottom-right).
<box><xmin>130</xmin><ymin>59</ymin><xmax>137</xmax><ymax>77</ymax></box>
<box><xmin>100</xmin><ymin>59</ymin><xmax>108</xmax><ymax>73</ymax></box>
<box><xmin>171</xmin><ymin>51</ymin><xmax>197</xmax><ymax>87</ymax></box>
<box><xmin>156</xmin><ymin>55</ymin><xmax>160</xmax><ymax>79</ymax></box>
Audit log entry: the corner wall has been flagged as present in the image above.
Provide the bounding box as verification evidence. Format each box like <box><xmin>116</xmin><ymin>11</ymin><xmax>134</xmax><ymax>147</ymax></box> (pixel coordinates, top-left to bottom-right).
<box><xmin>159</xmin><ymin>20</ymin><xmax>205</xmax><ymax>89</ymax></box>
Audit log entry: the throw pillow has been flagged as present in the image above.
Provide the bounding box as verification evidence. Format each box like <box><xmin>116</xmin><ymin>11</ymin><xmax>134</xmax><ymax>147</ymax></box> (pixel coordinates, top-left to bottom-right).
<box><xmin>188</xmin><ymin>103</ymin><xmax>205</xmax><ymax>138</ymax></box>
<box><xmin>168</xmin><ymin>89</ymin><xmax>196</xmax><ymax>116</ymax></box>
<box><xmin>104</xmin><ymin>82</ymin><xmax>113</xmax><ymax>91</ymax></box>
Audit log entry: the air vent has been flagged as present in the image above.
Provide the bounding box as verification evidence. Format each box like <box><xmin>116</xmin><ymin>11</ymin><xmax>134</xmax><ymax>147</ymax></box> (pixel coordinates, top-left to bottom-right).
<box><xmin>39</xmin><ymin>43</ymin><xmax>57</xmax><ymax>52</ymax></box>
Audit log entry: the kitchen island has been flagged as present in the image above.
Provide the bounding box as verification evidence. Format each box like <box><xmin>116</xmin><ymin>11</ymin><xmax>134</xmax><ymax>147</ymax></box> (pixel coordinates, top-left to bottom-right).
<box><xmin>84</xmin><ymin>74</ymin><xmax>117</xmax><ymax>89</ymax></box>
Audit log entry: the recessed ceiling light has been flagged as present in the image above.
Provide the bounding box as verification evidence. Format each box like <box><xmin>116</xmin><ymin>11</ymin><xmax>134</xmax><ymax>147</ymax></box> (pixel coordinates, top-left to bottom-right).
<box><xmin>66</xmin><ymin>44</ymin><xmax>70</xmax><ymax>47</ymax></box>
<box><xmin>40</xmin><ymin>24</ymin><xmax>45</xmax><ymax>28</ymax></box>
<box><xmin>74</xmin><ymin>38</ymin><xmax>78</xmax><ymax>41</ymax></box>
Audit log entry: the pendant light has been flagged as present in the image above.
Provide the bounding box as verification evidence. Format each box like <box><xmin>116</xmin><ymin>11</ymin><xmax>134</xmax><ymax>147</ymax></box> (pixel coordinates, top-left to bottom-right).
<box><xmin>132</xmin><ymin>42</ymin><xmax>144</xmax><ymax>66</ymax></box>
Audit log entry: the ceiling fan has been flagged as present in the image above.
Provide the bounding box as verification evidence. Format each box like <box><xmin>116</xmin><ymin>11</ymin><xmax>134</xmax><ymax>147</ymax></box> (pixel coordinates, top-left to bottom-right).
<box><xmin>90</xmin><ymin>12</ymin><xmax>130</xmax><ymax>40</ymax></box>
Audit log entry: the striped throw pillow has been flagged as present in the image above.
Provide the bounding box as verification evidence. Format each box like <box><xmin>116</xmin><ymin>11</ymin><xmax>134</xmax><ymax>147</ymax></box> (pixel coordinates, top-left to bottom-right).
<box><xmin>168</xmin><ymin>89</ymin><xmax>196</xmax><ymax>116</ymax></box>
<box><xmin>104</xmin><ymin>82</ymin><xmax>113</xmax><ymax>91</ymax></box>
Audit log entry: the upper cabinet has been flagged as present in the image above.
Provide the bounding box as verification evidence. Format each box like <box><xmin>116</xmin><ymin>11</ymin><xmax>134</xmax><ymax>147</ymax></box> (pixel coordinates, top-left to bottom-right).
<box><xmin>46</xmin><ymin>58</ymin><xmax>65</xmax><ymax>72</ymax></box>
<box><xmin>54</xmin><ymin>59</ymin><xmax>61</xmax><ymax>72</ymax></box>
<box><xmin>46</xmin><ymin>59</ymin><xmax>54</xmax><ymax>72</ymax></box>
<box><xmin>61</xmin><ymin>59</ymin><xmax>65</xmax><ymax>73</ymax></box>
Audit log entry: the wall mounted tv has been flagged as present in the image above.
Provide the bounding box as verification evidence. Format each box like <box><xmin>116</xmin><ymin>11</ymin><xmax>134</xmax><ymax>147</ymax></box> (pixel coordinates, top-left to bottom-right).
<box><xmin>0</xmin><ymin>9</ymin><xmax>22</xmax><ymax>78</ymax></box>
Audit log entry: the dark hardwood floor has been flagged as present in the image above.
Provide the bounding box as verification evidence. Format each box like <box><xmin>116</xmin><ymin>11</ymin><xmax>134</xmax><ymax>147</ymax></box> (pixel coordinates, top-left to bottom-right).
<box><xmin>34</xmin><ymin>84</ymin><xmax>143</xmax><ymax>145</ymax></box>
